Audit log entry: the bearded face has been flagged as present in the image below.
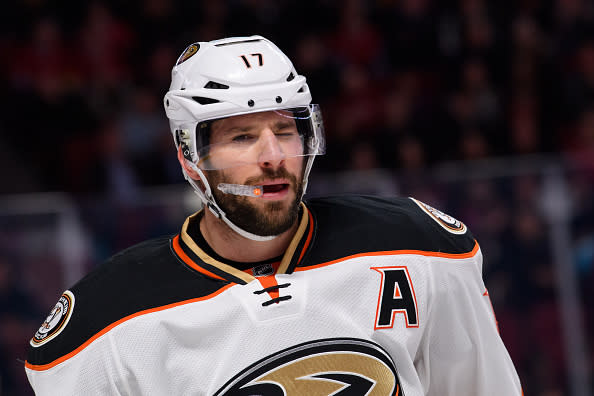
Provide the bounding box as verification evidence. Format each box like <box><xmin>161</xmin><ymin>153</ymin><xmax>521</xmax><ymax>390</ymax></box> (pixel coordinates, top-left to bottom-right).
<box><xmin>193</xmin><ymin>110</ymin><xmax>308</xmax><ymax>237</ymax></box>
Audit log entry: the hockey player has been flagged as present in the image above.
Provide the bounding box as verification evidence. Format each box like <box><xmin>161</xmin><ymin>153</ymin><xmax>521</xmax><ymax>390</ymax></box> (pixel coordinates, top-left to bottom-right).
<box><xmin>25</xmin><ymin>36</ymin><xmax>522</xmax><ymax>395</ymax></box>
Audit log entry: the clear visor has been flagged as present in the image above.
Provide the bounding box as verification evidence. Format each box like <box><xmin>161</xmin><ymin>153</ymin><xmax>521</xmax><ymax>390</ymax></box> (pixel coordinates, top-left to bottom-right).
<box><xmin>194</xmin><ymin>105</ymin><xmax>325</xmax><ymax>170</ymax></box>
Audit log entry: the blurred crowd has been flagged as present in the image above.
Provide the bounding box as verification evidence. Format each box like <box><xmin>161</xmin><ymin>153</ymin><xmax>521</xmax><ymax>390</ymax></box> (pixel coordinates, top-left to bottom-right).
<box><xmin>1</xmin><ymin>0</ymin><xmax>594</xmax><ymax>196</ymax></box>
<box><xmin>1</xmin><ymin>0</ymin><xmax>594</xmax><ymax>395</ymax></box>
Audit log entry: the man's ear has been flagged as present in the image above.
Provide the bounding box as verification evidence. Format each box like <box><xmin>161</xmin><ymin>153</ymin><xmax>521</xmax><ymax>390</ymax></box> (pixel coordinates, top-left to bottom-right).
<box><xmin>177</xmin><ymin>146</ymin><xmax>201</xmax><ymax>179</ymax></box>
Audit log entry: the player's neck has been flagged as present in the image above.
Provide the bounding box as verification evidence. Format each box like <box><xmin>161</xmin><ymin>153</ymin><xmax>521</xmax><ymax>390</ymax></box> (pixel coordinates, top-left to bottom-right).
<box><xmin>199</xmin><ymin>209</ymin><xmax>298</xmax><ymax>263</ymax></box>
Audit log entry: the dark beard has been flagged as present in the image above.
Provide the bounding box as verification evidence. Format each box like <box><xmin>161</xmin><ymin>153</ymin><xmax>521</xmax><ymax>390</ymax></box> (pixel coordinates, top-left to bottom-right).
<box><xmin>207</xmin><ymin>167</ymin><xmax>303</xmax><ymax>237</ymax></box>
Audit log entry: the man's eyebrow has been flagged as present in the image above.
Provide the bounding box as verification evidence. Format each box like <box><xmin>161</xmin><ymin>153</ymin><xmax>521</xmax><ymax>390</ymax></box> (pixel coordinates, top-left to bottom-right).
<box><xmin>225</xmin><ymin>125</ymin><xmax>253</xmax><ymax>133</ymax></box>
<box><xmin>274</xmin><ymin>120</ymin><xmax>296</xmax><ymax>129</ymax></box>
<box><xmin>219</xmin><ymin>121</ymin><xmax>295</xmax><ymax>134</ymax></box>
<box><xmin>215</xmin><ymin>125</ymin><xmax>254</xmax><ymax>136</ymax></box>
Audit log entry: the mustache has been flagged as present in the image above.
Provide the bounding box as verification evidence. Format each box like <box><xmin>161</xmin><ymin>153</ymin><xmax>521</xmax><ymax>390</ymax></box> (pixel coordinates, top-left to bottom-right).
<box><xmin>243</xmin><ymin>167</ymin><xmax>298</xmax><ymax>186</ymax></box>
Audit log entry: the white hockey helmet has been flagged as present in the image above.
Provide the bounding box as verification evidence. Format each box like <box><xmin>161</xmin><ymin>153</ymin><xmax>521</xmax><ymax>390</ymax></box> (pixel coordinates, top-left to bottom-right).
<box><xmin>163</xmin><ymin>35</ymin><xmax>325</xmax><ymax>241</ymax></box>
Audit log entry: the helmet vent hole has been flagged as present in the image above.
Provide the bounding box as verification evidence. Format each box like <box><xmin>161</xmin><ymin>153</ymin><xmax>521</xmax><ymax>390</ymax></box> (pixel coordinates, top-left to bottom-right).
<box><xmin>204</xmin><ymin>81</ymin><xmax>229</xmax><ymax>89</ymax></box>
<box><xmin>248</xmin><ymin>99</ymin><xmax>255</xmax><ymax>107</ymax></box>
<box><xmin>297</xmin><ymin>86</ymin><xmax>306</xmax><ymax>93</ymax></box>
<box><xmin>192</xmin><ymin>96</ymin><xmax>220</xmax><ymax>105</ymax></box>
<box><xmin>286</xmin><ymin>72</ymin><xmax>295</xmax><ymax>82</ymax></box>
<box><xmin>276</xmin><ymin>96</ymin><xmax>282</xmax><ymax>103</ymax></box>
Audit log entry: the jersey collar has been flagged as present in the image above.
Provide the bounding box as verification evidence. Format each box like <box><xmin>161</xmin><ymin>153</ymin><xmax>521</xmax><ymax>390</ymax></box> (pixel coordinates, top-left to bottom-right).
<box><xmin>171</xmin><ymin>202</ymin><xmax>315</xmax><ymax>284</ymax></box>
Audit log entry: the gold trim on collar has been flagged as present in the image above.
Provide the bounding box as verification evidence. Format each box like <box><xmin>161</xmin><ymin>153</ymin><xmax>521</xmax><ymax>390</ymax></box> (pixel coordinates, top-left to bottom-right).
<box><xmin>180</xmin><ymin>211</ymin><xmax>254</xmax><ymax>284</ymax></box>
<box><xmin>179</xmin><ymin>202</ymin><xmax>310</xmax><ymax>281</ymax></box>
<box><xmin>277</xmin><ymin>202</ymin><xmax>309</xmax><ymax>274</ymax></box>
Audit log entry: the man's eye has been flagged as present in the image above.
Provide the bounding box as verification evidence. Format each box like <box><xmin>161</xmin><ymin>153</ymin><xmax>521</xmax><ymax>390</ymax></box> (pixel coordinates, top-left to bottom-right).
<box><xmin>275</xmin><ymin>130</ymin><xmax>298</xmax><ymax>138</ymax></box>
<box><xmin>232</xmin><ymin>134</ymin><xmax>254</xmax><ymax>142</ymax></box>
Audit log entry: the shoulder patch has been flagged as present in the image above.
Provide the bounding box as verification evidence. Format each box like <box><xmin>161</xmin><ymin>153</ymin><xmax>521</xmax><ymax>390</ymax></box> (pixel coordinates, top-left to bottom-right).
<box><xmin>30</xmin><ymin>290</ymin><xmax>75</xmax><ymax>347</ymax></box>
<box><xmin>410</xmin><ymin>198</ymin><xmax>467</xmax><ymax>235</ymax></box>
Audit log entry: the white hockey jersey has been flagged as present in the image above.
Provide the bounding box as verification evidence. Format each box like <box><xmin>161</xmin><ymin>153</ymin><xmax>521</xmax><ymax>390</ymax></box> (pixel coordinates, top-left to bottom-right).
<box><xmin>25</xmin><ymin>196</ymin><xmax>522</xmax><ymax>395</ymax></box>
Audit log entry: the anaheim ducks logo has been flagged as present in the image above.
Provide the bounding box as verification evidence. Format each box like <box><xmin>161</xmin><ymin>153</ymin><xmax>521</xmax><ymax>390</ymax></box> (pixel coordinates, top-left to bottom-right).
<box><xmin>214</xmin><ymin>338</ymin><xmax>404</xmax><ymax>395</ymax></box>
<box><xmin>411</xmin><ymin>198</ymin><xmax>467</xmax><ymax>235</ymax></box>
<box><xmin>176</xmin><ymin>43</ymin><xmax>199</xmax><ymax>65</ymax></box>
<box><xmin>30</xmin><ymin>290</ymin><xmax>75</xmax><ymax>347</ymax></box>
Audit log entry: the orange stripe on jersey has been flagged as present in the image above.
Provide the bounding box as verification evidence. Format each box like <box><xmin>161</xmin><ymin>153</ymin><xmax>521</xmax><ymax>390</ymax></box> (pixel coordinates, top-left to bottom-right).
<box><xmin>296</xmin><ymin>209</ymin><xmax>314</xmax><ymax>265</ymax></box>
<box><xmin>172</xmin><ymin>235</ymin><xmax>226</xmax><ymax>281</ymax></box>
<box><xmin>24</xmin><ymin>283</ymin><xmax>234</xmax><ymax>372</ymax></box>
<box><xmin>295</xmin><ymin>240</ymin><xmax>480</xmax><ymax>272</ymax></box>
<box><xmin>257</xmin><ymin>275</ymin><xmax>280</xmax><ymax>299</ymax></box>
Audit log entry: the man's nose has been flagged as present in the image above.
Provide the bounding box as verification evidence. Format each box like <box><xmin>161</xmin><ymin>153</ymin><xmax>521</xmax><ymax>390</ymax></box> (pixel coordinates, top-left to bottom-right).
<box><xmin>257</xmin><ymin>130</ymin><xmax>285</xmax><ymax>169</ymax></box>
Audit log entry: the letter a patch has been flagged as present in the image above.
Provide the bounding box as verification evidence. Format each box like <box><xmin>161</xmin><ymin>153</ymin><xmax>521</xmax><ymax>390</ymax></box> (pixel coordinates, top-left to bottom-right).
<box><xmin>371</xmin><ymin>267</ymin><xmax>419</xmax><ymax>330</ymax></box>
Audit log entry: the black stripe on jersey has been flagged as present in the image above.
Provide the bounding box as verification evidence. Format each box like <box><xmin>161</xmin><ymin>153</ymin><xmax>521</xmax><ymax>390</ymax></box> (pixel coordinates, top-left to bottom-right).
<box><xmin>27</xmin><ymin>237</ymin><xmax>230</xmax><ymax>367</ymax></box>
<box><xmin>176</xmin><ymin>233</ymin><xmax>249</xmax><ymax>285</ymax></box>
<box><xmin>298</xmin><ymin>195</ymin><xmax>476</xmax><ymax>267</ymax></box>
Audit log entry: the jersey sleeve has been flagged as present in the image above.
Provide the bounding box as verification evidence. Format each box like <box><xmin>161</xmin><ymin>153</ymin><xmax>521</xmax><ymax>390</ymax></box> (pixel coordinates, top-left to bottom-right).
<box><xmin>24</xmin><ymin>238</ymin><xmax>173</xmax><ymax>395</ymax></box>
<box><xmin>417</xmin><ymin>248</ymin><xmax>523</xmax><ymax>395</ymax></box>
<box><xmin>25</xmin><ymin>330</ymin><xmax>126</xmax><ymax>395</ymax></box>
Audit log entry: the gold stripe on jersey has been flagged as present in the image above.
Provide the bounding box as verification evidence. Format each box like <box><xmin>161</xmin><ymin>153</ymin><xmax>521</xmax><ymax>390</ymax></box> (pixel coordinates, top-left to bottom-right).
<box><xmin>180</xmin><ymin>212</ymin><xmax>254</xmax><ymax>283</ymax></box>
<box><xmin>179</xmin><ymin>203</ymin><xmax>311</xmax><ymax>281</ymax></box>
<box><xmin>277</xmin><ymin>202</ymin><xmax>309</xmax><ymax>274</ymax></box>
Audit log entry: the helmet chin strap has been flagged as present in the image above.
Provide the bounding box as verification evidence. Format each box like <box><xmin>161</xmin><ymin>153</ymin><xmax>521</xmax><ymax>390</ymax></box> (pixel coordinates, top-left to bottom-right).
<box><xmin>182</xmin><ymin>164</ymin><xmax>277</xmax><ymax>242</ymax></box>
